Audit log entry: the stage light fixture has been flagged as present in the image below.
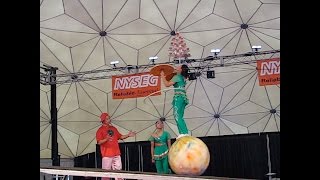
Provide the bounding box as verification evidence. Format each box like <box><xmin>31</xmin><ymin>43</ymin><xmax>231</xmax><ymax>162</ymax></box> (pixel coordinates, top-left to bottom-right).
<box><xmin>188</xmin><ymin>72</ymin><xmax>197</xmax><ymax>80</ymax></box>
<box><xmin>173</xmin><ymin>59</ymin><xmax>187</xmax><ymax>64</ymax></box>
<box><xmin>110</xmin><ymin>61</ymin><xmax>119</xmax><ymax>68</ymax></box>
<box><xmin>252</xmin><ymin>45</ymin><xmax>261</xmax><ymax>52</ymax></box>
<box><xmin>207</xmin><ymin>70</ymin><xmax>215</xmax><ymax>79</ymax></box>
<box><xmin>173</xmin><ymin>59</ymin><xmax>179</xmax><ymax>64</ymax></box>
<box><xmin>211</xmin><ymin>49</ymin><xmax>221</xmax><ymax>57</ymax></box>
<box><xmin>149</xmin><ymin>56</ymin><xmax>158</xmax><ymax>64</ymax></box>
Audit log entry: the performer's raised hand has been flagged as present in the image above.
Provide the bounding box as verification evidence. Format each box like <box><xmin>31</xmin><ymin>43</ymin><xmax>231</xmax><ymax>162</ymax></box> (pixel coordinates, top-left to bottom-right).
<box><xmin>160</xmin><ymin>70</ymin><xmax>165</xmax><ymax>77</ymax></box>
<box><xmin>128</xmin><ymin>130</ymin><xmax>136</xmax><ymax>137</ymax></box>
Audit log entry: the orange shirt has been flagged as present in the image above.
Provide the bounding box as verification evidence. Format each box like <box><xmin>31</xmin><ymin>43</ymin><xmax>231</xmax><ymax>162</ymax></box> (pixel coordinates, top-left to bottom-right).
<box><xmin>96</xmin><ymin>124</ymin><xmax>122</xmax><ymax>157</ymax></box>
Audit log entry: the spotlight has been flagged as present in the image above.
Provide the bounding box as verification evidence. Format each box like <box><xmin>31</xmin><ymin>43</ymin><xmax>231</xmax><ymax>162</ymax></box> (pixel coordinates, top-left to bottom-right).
<box><xmin>207</xmin><ymin>70</ymin><xmax>215</xmax><ymax>79</ymax></box>
<box><xmin>211</xmin><ymin>49</ymin><xmax>220</xmax><ymax>53</ymax></box>
<box><xmin>252</xmin><ymin>45</ymin><xmax>261</xmax><ymax>52</ymax></box>
<box><xmin>188</xmin><ymin>72</ymin><xmax>197</xmax><ymax>80</ymax></box>
<box><xmin>149</xmin><ymin>56</ymin><xmax>158</xmax><ymax>64</ymax></box>
<box><xmin>173</xmin><ymin>59</ymin><xmax>180</xmax><ymax>64</ymax></box>
<box><xmin>211</xmin><ymin>49</ymin><xmax>221</xmax><ymax>57</ymax></box>
<box><xmin>110</xmin><ymin>61</ymin><xmax>119</xmax><ymax>68</ymax></box>
<box><xmin>173</xmin><ymin>59</ymin><xmax>186</xmax><ymax>64</ymax></box>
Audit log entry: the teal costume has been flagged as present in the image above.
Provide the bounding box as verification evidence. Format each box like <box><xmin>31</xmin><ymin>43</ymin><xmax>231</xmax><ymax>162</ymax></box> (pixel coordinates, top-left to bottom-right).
<box><xmin>172</xmin><ymin>74</ymin><xmax>189</xmax><ymax>134</ymax></box>
<box><xmin>149</xmin><ymin>131</ymin><xmax>171</xmax><ymax>174</ymax></box>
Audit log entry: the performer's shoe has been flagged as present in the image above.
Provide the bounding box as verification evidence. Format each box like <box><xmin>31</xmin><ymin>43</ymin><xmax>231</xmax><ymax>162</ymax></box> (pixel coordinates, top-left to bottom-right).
<box><xmin>176</xmin><ymin>134</ymin><xmax>189</xmax><ymax>139</ymax></box>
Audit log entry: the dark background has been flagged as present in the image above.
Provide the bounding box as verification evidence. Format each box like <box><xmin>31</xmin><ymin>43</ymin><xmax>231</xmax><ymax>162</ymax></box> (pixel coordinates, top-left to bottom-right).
<box><xmin>74</xmin><ymin>132</ymin><xmax>279</xmax><ymax>180</ymax></box>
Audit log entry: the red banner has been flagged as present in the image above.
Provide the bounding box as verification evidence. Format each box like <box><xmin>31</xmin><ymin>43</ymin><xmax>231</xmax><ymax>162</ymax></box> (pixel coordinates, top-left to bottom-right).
<box><xmin>257</xmin><ymin>58</ymin><xmax>280</xmax><ymax>86</ymax></box>
<box><xmin>112</xmin><ymin>72</ymin><xmax>161</xmax><ymax>99</ymax></box>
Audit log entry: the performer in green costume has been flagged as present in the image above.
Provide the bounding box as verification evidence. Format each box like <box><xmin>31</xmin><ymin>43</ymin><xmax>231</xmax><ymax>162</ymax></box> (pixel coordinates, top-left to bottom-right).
<box><xmin>149</xmin><ymin>119</ymin><xmax>171</xmax><ymax>174</ymax></box>
<box><xmin>160</xmin><ymin>64</ymin><xmax>189</xmax><ymax>139</ymax></box>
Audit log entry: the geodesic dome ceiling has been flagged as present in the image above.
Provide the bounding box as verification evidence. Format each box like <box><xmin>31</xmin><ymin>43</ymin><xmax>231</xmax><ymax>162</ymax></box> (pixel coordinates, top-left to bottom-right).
<box><xmin>40</xmin><ymin>0</ymin><xmax>280</xmax><ymax>158</ymax></box>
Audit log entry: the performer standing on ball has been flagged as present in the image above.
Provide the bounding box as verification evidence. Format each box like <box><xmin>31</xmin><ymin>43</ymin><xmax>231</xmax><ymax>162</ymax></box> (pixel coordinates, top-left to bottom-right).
<box><xmin>160</xmin><ymin>64</ymin><xmax>189</xmax><ymax>139</ymax></box>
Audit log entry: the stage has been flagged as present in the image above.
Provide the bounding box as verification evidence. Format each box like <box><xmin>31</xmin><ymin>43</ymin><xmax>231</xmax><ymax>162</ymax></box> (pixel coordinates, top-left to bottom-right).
<box><xmin>40</xmin><ymin>166</ymin><xmax>253</xmax><ymax>180</ymax></box>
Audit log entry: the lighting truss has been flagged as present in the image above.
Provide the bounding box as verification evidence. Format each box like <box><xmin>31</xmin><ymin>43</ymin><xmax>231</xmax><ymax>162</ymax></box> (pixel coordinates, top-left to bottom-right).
<box><xmin>40</xmin><ymin>49</ymin><xmax>280</xmax><ymax>85</ymax></box>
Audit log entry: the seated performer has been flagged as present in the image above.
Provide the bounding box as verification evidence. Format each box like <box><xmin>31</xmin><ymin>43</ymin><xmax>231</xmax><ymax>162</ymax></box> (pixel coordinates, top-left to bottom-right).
<box><xmin>160</xmin><ymin>64</ymin><xmax>190</xmax><ymax>139</ymax></box>
<box><xmin>149</xmin><ymin>118</ymin><xmax>171</xmax><ymax>174</ymax></box>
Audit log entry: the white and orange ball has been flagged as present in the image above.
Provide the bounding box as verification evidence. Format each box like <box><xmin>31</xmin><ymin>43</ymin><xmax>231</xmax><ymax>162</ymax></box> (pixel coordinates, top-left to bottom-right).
<box><xmin>168</xmin><ymin>136</ymin><xmax>210</xmax><ymax>175</ymax></box>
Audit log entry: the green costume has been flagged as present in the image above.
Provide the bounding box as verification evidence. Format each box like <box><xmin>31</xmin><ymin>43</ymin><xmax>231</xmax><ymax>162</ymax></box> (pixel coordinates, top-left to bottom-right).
<box><xmin>172</xmin><ymin>74</ymin><xmax>189</xmax><ymax>134</ymax></box>
<box><xmin>149</xmin><ymin>131</ymin><xmax>171</xmax><ymax>174</ymax></box>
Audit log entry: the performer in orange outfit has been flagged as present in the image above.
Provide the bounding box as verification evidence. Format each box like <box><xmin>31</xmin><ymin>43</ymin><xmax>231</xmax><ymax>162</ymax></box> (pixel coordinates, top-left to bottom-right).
<box><xmin>96</xmin><ymin>112</ymin><xmax>136</xmax><ymax>180</ymax></box>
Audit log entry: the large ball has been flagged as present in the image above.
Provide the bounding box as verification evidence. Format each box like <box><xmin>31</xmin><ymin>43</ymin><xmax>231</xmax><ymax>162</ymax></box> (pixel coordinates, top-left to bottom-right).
<box><xmin>168</xmin><ymin>136</ymin><xmax>210</xmax><ymax>175</ymax></box>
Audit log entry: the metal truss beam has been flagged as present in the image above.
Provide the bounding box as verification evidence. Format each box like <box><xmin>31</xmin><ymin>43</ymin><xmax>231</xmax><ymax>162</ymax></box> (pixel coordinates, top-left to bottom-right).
<box><xmin>40</xmin><ymin>49</ymin><xmax>280</xmax><ymax>85</ymax></box>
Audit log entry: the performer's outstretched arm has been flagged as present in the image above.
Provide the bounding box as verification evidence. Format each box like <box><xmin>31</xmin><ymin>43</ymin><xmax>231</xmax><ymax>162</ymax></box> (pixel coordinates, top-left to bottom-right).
<box><xmin>120</xmin><ymin>131</ymin><xmax>136</xmax><ymax>140</ymax></box>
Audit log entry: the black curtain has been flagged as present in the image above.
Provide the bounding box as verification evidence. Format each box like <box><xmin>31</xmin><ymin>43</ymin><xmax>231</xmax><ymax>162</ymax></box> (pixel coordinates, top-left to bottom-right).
<box><xmin>200</xmin><ymin>134</ymin><xmax>269</xmax><ymax>179</ymax></box>
<box><xmin>268</xmin><ymin>132</ymin><xmax>280</xmax><ymax>177</ymax></box>
<box><xmin>96</xmin><ymin>144</ymin><xmax>102</xmax><ymax>168</ymax></box>
<box><xmin>77</xmin><ymin>133</ymin><xmax>279</xmax><ymax>179</ymax></box>
<box><xmin>121</xmin><ymin>142</ymin><xmax>140</xmax><ymax>171</ymax></box>
<box><xmin>138</xmin><ymin>141</ymin><xmax>157</xmax><ymax>173</ymax></box>
<box><xmin>74</xmin><ymin>152</ymin><xmax>96</xmax><ymax>180</ymax></box>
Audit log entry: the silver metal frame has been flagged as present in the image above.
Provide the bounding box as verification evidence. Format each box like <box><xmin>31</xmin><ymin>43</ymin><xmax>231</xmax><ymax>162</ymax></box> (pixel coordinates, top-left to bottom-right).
<box><xmin>40</xmin><ymin>50</ymin><xmax>279</xmax><ymax>85</ymax></box>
